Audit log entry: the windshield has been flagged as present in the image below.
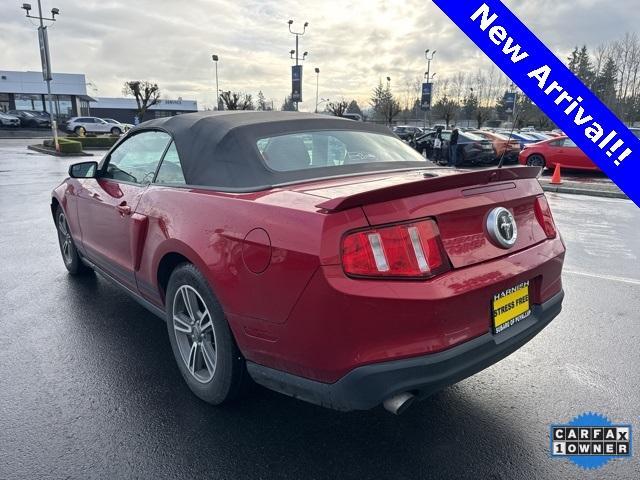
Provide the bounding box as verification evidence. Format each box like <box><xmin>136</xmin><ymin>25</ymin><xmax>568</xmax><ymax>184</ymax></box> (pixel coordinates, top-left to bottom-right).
<box><xmin>256</xmin><ymin>130</ymin><xmax>426</xmax><ymax>172</ymax></box>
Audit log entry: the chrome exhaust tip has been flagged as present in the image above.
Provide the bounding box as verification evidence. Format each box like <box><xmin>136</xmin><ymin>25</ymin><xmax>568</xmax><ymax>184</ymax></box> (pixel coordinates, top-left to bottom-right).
<box><xmin>382</xmin><ymin>392</ymin><xmax>416</xmax><ymax>415</ymax></box>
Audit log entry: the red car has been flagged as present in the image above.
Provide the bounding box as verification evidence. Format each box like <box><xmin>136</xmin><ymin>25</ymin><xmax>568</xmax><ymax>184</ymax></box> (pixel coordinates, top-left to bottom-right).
<box><xmin>52</xmin><ymin>112</ymin><xmax>565</xmax><ymax>414</ymax></box>
<box><xmin>518</xmin><ymin>136</ymin><xmax>599</xmax><ymax>171</ymax></box>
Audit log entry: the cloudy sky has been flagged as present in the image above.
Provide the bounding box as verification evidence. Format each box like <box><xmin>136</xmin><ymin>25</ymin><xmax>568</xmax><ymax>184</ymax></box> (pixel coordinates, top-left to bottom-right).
<box><xmin>1</xmin><ymin>0</ymin><xmax>638</xmax><ymax>111</ymax></box>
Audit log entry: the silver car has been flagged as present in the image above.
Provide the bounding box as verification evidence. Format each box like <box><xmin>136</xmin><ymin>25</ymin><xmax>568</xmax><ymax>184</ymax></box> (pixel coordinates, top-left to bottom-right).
<box><xmin>65</xmin><ymin>116</ymin><xmax>125</xmax><ymax>135</ymax></box>
<box><xmin>0</xmin><ymin>112</ymin><xmax>20</xmax><ymax>127</ymax></box>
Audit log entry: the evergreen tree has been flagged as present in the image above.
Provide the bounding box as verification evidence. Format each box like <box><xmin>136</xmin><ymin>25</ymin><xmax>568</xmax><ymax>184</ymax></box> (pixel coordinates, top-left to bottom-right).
<box><xmin>370</xmin><ymin>81</ymin><xmax>401</xmax><ymax>124</ymax></box>
<box><xmin>432</xmin><ymin>95</ymin><xmax>459</xmax><ymax>128</ymax></box>
<box><xmin>281</xmin><ymin>95</ymin><xmax>296</xmax><ymax>111</ymax></box>
<box><xmin>462</xmin><ymin>92</ymin><xmax>482</xmax><ymax>124</ymax></box>
<box><xmin>346</xmin><ymin>100</ymin><xmax>363</xmax><ymax>117</ymax></box>
<box><xmin>257</xmin><ymin>91</ymin><xmax>270</xmax><ymax>111</ymax></box>
<box><xmin>568</xmin><ymin>46</ymin><xmax>595</xmax><ymax>87</ymax></box>
<box><xmin>593</xmin><ymin>56</ymin><xmax>618</xmax><ymax>108</ymax></box>
<box><xmin>576</xmin><ymin>46</ymin><xmax>595</xmax><ymax>87</ymax></box>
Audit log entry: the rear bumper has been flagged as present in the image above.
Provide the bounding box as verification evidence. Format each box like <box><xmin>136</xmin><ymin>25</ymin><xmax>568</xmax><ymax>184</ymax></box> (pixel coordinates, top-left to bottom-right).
<box><xmin>247</xmin><ymin>289</ymin><xmax>563</xmax><ymax>411</ymax></box>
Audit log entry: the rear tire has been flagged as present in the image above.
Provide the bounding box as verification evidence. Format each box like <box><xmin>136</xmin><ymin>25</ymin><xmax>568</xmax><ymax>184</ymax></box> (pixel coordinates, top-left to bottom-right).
<box><xmin>166</xmin><ymin>263</ymin><xmax>248</xmax><ymax>405</ymax></box>
<box><xmin>527</xmin><ymin>154</ymin><xmax>546</xmax><ymax>168</ymax></box>
<box><xmin>74</xmin><ymin>126</ymin><xmax>85</xmax><ymax>135</ymax></box>
<box><xmin>110</xmin><ymin>127</ymin><xmax>121</xmax><ymax>135</ymax></box>
<box><xmin>55</xmin><ymin>206</ymin><xmax>92</xmax><ymax>275</ymax></box>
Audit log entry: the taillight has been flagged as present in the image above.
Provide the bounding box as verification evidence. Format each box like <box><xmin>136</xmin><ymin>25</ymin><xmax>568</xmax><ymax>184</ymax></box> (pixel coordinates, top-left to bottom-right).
<box><xmin>534</xmin><ymin>195</ymin><xmax>557</xmax><ymax>238</ymax></box>
<box><xmin>341</xmin><ymin>219</ymin><xmax>449</xmax><ymax>279</ymax></box>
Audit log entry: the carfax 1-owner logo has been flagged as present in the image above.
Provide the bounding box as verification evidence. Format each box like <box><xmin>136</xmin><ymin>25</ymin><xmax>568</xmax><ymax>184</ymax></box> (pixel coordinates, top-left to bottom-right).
<box><xmin>550</xmin><ymin>412</ymin><xmax>633</xmax><ymax>470</ymax></box>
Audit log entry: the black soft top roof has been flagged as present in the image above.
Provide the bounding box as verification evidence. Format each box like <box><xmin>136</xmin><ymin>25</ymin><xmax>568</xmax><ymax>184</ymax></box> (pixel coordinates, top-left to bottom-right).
<box><xmin>136</xmin><ymin>111</ymin><xmax>416</xmax><ymax>191</ymax></box>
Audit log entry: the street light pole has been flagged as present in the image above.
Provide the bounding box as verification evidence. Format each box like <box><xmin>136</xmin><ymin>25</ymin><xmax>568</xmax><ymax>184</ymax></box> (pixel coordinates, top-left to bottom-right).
<box><xmin>288</xmin><ymin>20</ymin><xmax>309</xmax><ymax>111</ymax></box>
<box><xmin>314</xmin><ymin>67</ymin><xmax>320</xmax><ymax>113</ymax></box>
<box><xmin>424</xmin><ymin>49</ymin><xmax>437</xmax><ymax>128</ymax></box>
<box><xmin>211</xmin><ymin>54</ymin><xmax>220</xmax><ymax>110</ymax></box>
<box><xmin>22</xmin><ymin>1</ymin><xmax>60</xmax><ymax>152</ymax></box>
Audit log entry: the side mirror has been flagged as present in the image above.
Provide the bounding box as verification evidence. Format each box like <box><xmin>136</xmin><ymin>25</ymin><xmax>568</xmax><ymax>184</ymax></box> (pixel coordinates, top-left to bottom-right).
<box><xmin>69</xmin><ymin>161</ymin><xmax>98</xmax><ymax>179</ymax></box>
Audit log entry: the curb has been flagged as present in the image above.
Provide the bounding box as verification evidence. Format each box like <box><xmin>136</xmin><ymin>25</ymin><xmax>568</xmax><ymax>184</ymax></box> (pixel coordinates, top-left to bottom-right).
<box><xmin>541</xmin><ymin>183</ymin><xmax>628</xmax><ymax>200</ymax></box>
<box><xmin>27</xmin><ymin>144</ymin><xmax>93</xmax><ymax>157</ymax></box>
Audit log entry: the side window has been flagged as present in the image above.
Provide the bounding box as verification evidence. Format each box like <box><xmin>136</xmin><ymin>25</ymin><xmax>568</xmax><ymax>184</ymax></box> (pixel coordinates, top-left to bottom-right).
<box><xmin>563</xmin><ymin>138</ymin><xmax>577</xmax><ymax>148</ymax></box>
<box><xmin>103</xmin><ymin>131</ymin><xmax>171</xmax><ymax>184</ymax></box>
<box><xmin>155</xmin><ymin>142</ymin><xmax>186</xmax><ymax>184</ymax></box>
<box><xmin>83</xmin><ymin>118</ymin><xmax>95</xmax><ymax>123</ymax></box>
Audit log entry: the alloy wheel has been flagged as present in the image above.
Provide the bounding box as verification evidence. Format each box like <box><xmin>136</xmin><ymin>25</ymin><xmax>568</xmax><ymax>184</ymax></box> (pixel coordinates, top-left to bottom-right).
<box><xmin>57</xmin><ymin>212</ymin><xmax>72</xmax><ymax>265</ymax></box>
<box><xmin>527</xmin><ymin>155</ymin><xmax>545</xmax><ymax>167</ymax></box>
<box><xmin>172</xmin><ymin>285</ymin><xmax>217</xmax><ymax>383</ymax></box>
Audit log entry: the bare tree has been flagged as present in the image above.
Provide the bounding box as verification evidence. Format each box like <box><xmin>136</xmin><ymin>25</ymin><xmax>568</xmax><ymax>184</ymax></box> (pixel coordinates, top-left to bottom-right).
<box><xmin>220</xmin><ymin>91</ymin><xmax>254</xmax><ymax>110</ymax></box>
<box><xmin>122</xmin><ymin>81</ymin><xmax>161</xmax><ymax>123</ymax></box>
<box><xmin>326</xmin><ymin>99</ymin><xmax>349</xmax><ymax>117</ymax></box>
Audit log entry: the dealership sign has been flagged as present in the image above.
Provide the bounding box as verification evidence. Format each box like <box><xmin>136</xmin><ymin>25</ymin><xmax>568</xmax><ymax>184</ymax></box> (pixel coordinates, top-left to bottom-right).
<box><xmin>291</xmin><ymin>65</ymin><xmax>303</xmax><ymax>102</ymax></box>
<box><xmin>421</xmin><ymin>82</ymin><xmax>433</xmax><ymax>111</ymax></box>
<box><xmin>432</xmin><ymin>0</ymin><xmax>640</xmax><ymax>207</ymax></box>
<box><xmin>503</xmin><ymin>91</ymin><xmax>516</xmax><ymax>114</ymax></box>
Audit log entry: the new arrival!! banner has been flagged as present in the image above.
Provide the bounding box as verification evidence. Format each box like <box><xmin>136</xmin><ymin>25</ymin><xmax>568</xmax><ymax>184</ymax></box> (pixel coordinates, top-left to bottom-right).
<box><xmin>432</xmin><ymin>0</ymin><xmax>640</xmax><ymax>207</ymax></box>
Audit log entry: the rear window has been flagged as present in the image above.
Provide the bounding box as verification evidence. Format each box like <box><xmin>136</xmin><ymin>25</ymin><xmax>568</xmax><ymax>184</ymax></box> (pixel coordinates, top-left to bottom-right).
<box><xmin>630</xmin><ymin>128</ymin><xmax>640</xmax><ymax>139</ymax></box>
<box><xmin>256</xmin><ymin>130</ymin><xmax>426</xmax><ymax>172</ymax></box>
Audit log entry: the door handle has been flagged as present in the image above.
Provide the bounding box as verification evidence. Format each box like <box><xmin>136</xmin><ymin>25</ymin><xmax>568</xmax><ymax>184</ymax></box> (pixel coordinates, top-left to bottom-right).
<box><xmin>117</xmin><ymin>203</ymin><xmax>132</xmax><ymax>215</ymax></box>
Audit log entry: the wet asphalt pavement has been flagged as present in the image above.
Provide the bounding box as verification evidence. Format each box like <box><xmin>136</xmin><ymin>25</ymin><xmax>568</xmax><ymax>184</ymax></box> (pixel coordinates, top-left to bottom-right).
<box><xmin>1</xmin><ymin>139</ymin><xmax>639</xmax><ymax>480</ymax></box>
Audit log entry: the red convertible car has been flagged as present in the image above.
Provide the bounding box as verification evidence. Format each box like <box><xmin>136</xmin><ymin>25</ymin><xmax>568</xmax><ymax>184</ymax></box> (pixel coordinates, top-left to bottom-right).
<box><xmin>52</xmin><ymin>112</ymin><xmax>565</xmax><ymax>414</ymax></box>
<box><xmin>518</xmin><ymin>136</ymin><xmax>599</xmax><ymax>171</ymax></box>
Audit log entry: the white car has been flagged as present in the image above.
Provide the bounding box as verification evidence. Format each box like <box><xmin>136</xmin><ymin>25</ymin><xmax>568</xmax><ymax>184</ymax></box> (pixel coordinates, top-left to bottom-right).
<box><xmin>102</xmin><ymin>118</ymin><xmax>133</xmax><ymax>132</ymax></box>
<box><xmin>0</xmin><ymin>112</ymin><xmax>20</xmax><ymax>127</ymax></box>
<box><xmin>65</xmin><ymin>116</ymin><xmax>125</xmax><ymax>135</ymax></box>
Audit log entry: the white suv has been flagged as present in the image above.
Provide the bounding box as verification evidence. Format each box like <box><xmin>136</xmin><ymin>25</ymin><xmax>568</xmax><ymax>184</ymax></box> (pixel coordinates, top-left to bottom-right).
<box><xmin>65</xmin><ymin>117</ymin><xmax>125</xmax><ymax>135</ymax></box>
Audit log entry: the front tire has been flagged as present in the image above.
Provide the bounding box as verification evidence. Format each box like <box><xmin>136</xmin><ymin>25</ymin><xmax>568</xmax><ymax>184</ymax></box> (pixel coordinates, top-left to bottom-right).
<box><xmin>527</xmin><ymin>154</ymin><xmax>546</xmax><ymax>168</ymax></box>
<box><xmin>56</xmin><ymin>206</ymin><xmax>91</xmax><ymax>275</ymax></box>
<box><xmin>166</xmin><ymin>263</ymin><xmax>247</xmax><ymax>405</ymax></box>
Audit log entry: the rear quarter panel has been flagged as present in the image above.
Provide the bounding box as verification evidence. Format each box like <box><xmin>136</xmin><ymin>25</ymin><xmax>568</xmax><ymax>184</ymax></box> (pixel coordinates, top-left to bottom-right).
<box><xmin>134</xmin><ymin>186</ymin><xmax>368</xmax><ymax>353</ymax></box>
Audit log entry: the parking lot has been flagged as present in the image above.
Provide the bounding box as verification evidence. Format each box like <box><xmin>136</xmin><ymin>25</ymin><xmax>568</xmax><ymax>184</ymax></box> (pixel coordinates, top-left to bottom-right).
<box><xmin>0</xmin><ymin>138</ymin><xmax>638</xmax><ymax>479</ymax></box>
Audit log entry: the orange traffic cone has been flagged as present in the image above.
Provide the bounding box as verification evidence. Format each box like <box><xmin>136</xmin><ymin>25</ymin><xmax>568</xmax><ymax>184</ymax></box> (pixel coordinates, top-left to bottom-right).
<box><xmin>550</xmin><ymin>164</ymin><xmax>563</xmax><ymax>185</ymax></box>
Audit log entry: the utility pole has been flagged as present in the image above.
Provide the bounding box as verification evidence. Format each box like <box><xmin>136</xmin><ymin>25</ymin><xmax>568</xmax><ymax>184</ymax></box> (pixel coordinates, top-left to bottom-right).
<box><xmin>211</xmin><ymin>54</ymin><xmax>220</xmax><ymax>110</ymax></box>
<box><xmin>288</xmin><ymin>20</ymin><xmax>308</xmax><ymax>111</ymax></box>
<box><xmin>424</xmin><ymin>49</ymin><xmax>437</xmax><ymax>128</ymax></box>
<box><xmin>314</xmin><ymin>67</ymin><xmax>320</xmax><ymax>113</ymax></box>
<box><xmin>21</xmin><ymin>1</ymin><xmax>60</xmax><ymax>152</ymax></box>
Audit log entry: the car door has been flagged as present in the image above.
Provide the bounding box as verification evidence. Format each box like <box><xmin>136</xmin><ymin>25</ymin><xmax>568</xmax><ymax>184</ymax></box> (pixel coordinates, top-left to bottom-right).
<box><xmin>94</xmin><ymin>117</ymin><xmax>111</xmax><ymax>133</ymax></box>
<box><xmin>78</xmin><ymin>117</ymin><xmax>94</xmax><ymax>133</ymax></box>
<box><xmin>75</xmin><ymin>130</ymin><xmax>172</xmax><ymax>290</ymax></box>
<box><xmin>560</xmin><ymin>137</ymin><xmax>593</xmax><ymax>168</ymax></box>
<box><xmin>549</xmin><ymin>138</ymin><xmax>581</xmax><ymax>168</ymax></box>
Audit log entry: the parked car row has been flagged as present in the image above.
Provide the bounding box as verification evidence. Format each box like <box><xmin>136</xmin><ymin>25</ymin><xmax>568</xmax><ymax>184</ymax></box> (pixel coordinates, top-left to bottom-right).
<box><xmin>402</xmin><ymin>125</ymin><xmax>606</xmax><ymax>170</ymax></box>
<box><xmin>2</xmin><ymin>110</ymin><xmax>51</xmax><ymax>128</ymax></box>
<box><xmin>0</xmin><ymin>110</ymin><xmax>132</xmax><ymax>135</ymax></box>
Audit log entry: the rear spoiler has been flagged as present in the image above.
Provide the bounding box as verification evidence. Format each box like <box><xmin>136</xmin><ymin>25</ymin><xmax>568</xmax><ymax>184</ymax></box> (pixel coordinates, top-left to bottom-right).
<box><xmin>315</xmin><ymin>166</ymin><xmax>541</xmax><ymax>212</ymax></box>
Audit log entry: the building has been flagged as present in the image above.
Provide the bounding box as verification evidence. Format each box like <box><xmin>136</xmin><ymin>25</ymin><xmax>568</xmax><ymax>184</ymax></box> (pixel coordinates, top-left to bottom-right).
<box><xmin>0</xmin><ymin>70</ymin><xmax>198</xmax><ymax>122</ymax></box>
<box><xmin>89</xmin><ymin>97</ymin><xmax>198</xmax><ymax>123</ymax></box>
<box><xmin>0</xmin><ymin>70</ymin><xmax>94</xmax><ymax>119</ymax></box>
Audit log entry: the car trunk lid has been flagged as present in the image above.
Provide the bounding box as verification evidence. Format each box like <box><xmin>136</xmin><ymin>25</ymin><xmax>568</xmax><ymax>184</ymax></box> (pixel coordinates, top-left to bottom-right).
<box><xmin>304</xmin><ymin>166</ymin><xmax>548</xmax><ymax>269</ymax></box>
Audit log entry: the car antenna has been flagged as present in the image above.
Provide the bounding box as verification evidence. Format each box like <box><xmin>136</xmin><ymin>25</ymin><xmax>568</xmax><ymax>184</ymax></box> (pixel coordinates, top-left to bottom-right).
<box><xmin>497</xmin><ymin>99</ymin><xmax>521</xmax><ymax>169</ymax></box>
